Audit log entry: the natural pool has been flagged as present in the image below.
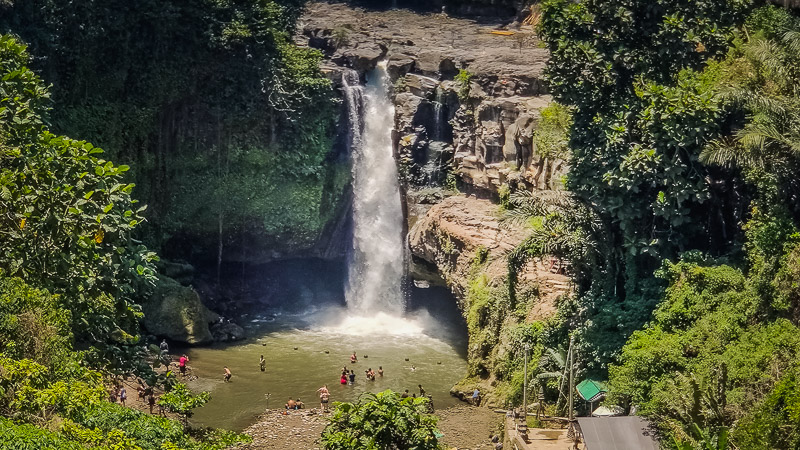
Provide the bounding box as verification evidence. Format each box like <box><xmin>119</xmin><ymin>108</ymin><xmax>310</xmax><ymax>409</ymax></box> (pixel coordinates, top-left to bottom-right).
<box><xmin>183</xmin><ymin>285</ymin><xmax>468</xmax><ymax>431</ymax></box>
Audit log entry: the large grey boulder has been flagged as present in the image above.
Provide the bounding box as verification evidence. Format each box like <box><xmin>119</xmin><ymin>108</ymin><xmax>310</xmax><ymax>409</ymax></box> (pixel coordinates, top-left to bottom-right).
<box><xmin>141</xmin><ymin>275</ymin><xmax>218</xmax><ymax>344</ymax></box>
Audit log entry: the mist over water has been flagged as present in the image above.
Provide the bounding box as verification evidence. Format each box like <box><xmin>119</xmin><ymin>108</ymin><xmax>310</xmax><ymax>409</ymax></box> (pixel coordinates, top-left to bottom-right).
<box><xmin>343</xmin><ymin>63</ymin><xmax>406</xmax><ymax>316</ymax></box>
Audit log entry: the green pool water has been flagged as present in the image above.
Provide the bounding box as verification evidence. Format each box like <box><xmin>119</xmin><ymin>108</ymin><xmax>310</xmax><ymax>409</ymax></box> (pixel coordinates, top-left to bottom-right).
<box><xmin>182</xmin><ymin>288</ymin><xmax>468</xmax><ymax>431</ymax></box>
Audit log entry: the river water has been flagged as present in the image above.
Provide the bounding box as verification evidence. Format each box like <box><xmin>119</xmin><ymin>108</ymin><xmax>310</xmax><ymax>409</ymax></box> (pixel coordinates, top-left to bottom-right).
<box><xmin>185</xmin><ymin>285</ymin><xmax>467</xmax><ymax>431</ymax></box>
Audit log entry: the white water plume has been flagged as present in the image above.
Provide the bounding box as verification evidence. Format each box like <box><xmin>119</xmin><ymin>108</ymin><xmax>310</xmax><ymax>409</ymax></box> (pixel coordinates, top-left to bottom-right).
<box><xmin>342</xmin><ymin>62</ymin><xmax>406</xmax><ymax>316</ymax></box>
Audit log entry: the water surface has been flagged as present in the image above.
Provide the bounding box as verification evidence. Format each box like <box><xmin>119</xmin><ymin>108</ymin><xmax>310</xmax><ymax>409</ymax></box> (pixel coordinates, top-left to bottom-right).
<box><xmin>185</xmin><ymin>286</ymin><xmax>468</xmax><ymax>431</ymax></box>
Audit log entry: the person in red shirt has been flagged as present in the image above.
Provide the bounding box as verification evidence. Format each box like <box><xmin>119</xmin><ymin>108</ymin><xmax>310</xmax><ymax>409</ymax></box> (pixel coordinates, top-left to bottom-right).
<box><xmin>179</xmin><ymin>354</ymin><xmax>189</xmax><ymax>376</ymax></box>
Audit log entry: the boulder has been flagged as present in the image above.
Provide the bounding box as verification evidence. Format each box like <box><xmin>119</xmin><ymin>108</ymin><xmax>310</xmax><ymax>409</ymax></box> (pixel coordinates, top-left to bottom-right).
<box><xmin>405</xmin><ymin>73</ymin><xmax>439</xmax><ymax>98</ymax></box>
<box><xmin>210</xmin><ymin>322</ymin><xmax>246</xmax><ymax>342</ymax></box>
<box><xmin>141</xmin><ymin>275</ymin><xmax>218</xmax><ymax>344</ymax></box>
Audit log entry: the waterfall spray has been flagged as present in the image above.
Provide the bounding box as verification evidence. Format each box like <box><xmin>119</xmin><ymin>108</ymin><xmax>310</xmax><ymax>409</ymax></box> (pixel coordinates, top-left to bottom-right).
<box><xmin>342</xmin><ymin>62</ymin><xmax>406</xmax><ymax>315</ymax></box>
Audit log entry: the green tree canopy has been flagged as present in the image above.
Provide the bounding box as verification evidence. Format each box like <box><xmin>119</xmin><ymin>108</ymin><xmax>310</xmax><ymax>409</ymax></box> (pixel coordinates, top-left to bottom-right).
<box><xmin>0</xmin><ymin>35</ymin><xmax>158</xmax><ymax>357</ymax></box>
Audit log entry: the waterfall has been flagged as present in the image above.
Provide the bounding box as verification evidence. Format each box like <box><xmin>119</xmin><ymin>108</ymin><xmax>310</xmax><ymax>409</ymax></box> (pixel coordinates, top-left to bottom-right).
<box><xmin>342</xmin><ymin>63</ymin><xmax>406</xmax><ymax>316</ymax></box>
<box><xmin>432</xmin><ymin>88</ymin><xmax>445</xmax><ymax>142</ymax></box>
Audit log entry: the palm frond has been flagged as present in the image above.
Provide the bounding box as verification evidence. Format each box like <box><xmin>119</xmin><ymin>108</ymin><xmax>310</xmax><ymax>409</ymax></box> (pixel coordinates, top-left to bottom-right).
<box><xmin>783</xmin><ymin>31</ymin><xmax>800</xmax><ymax>58</ymax></box>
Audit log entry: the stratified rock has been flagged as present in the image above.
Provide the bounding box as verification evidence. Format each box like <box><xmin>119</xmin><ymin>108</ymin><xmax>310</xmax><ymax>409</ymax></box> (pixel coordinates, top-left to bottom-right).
<box><xmin>409</xmin><ymin>195</ymin><xmax>570</xmax><ymax>315</ymax></box>
<box><xmin>141</xmin><ymin>275</ymin><xmax>218</xmax><ymax>344</ymax></box>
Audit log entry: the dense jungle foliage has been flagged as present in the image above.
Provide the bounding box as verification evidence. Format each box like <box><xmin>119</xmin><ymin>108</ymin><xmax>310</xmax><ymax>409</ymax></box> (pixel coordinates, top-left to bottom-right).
<box><xmin>0</xmin><ymin>0</ymin><xmax>346</xmax><ymax>265</ymax></box>
<box><xmin>0</xmin><ymin>0</ymin><xmax>337</xmax><ymax>445</ymax></box>
<box><xmin>0</xmin><ymin>33</ymin><xmax>249</xmax><ymax>449</ymax></box>
<box><xmin>498</xmin><ymin>0</ymin><xmax>800</xmax><ymax>447</ymax></box>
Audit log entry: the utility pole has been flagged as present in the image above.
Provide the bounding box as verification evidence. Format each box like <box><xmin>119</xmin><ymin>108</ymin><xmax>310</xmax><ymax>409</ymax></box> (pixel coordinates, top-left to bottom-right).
<box><xmin>523</xmin><ymin>343</ymin><xmax>530</xmax><ymax>419</ymax></box>
<box><xmin>568</xmin><ymin>335</ymin><xmax>574</xmax><ymax>421</ymax></box>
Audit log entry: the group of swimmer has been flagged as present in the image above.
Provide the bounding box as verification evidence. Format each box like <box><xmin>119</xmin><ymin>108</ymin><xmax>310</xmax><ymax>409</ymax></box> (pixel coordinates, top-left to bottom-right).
<box><xmin>343</xmin><ymin>352</ymin><xmax>384</xmax><ymax>384</ymax></box>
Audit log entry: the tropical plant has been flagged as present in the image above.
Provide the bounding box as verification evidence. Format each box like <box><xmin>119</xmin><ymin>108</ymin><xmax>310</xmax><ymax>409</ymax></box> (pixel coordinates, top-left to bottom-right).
<box><xmin>503</xmin><ymin>189</ymin><xmax>605</xmax><ymax>296</ymax></box>
<box><xmin>157</xmin><ymin>383</ymin><xmax>210</xmax><ymax>428</ymax></box>
<box><xmin>320</xmin><ymin>390</ymin><xmax>442</xmax><ymax>450</ymax></box>
<box><xmin>0</xmin><ymin>34</ymin><xmax>158</xmax><ymax>357</ymax></box>
<box><xmin>700</xmin><ymin>20</ymin><xmax>800</xmax><ymax>220</ymax></box>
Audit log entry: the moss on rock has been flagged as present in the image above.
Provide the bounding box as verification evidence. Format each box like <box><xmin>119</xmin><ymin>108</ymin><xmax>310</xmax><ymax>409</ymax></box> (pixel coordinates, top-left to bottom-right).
<box><xmin>141</xmin><ymin>275</ymin><xmax>218</xmax><ymax>345</ymax></box>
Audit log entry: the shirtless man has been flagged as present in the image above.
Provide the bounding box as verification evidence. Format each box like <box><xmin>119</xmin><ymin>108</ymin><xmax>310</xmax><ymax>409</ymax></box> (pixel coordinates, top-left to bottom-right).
<box><xmin>317</xmin><ymin>385</ymin><xmax>330</xmax><ymax>411</ymax></box>
<box><xmin>350</xmin><ymin>352</ymin><xmax>358</xmax><ymax>363</ymax></box>
<box><xmin>223</xmin><ymin>366</ymin><xmax>232</xmax><ymax>382</ymax></box>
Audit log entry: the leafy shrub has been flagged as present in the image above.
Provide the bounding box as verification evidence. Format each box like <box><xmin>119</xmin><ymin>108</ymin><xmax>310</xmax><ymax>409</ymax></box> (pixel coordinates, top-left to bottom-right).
<box><xmin>320</xmin><ymin>390</ymin><xmax>442</xmax><ymax>450</ymax></box>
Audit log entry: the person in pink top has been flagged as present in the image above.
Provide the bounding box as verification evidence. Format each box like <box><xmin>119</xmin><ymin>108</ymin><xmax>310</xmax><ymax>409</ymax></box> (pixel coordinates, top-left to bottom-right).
<box><xmin>179</xmin><ymin>354</ymin><xmax>189</xmax><ymax>376</ymax></box>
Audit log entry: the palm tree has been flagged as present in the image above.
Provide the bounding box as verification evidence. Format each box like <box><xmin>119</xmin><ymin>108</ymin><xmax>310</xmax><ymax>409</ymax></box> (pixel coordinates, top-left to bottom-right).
<box><xmin>502</xmin><ymin>189</ymin><xmax>611</xmax><ymax>298</ymax></box>
<box><xmin>700</xmin><ymin>29</ymin><xmax>800</xmax><ymax>198</ymax></box>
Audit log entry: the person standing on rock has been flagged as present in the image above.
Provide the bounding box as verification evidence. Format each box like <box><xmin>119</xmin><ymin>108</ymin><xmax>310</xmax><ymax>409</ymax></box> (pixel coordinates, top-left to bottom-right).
<box><xmin>472</xmin><ymin>388</ymin><xmax>481</xmax><ymax>406</ymax></box>
<box><xmin>260</xmin><ymin>355</ymin><xmax>266</xmax><ymax>372</ymax></box>
<box><xmin>418</xmin><ymin>384</ymin><xmax>425</xmax><ymax>397</ymax></box>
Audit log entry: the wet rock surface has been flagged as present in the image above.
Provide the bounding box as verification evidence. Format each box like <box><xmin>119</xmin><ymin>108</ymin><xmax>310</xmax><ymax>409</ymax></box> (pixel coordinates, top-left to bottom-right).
<box><xmin>141</xmin><ymin>275</ymin><xmax>219</xmax><ymax>344</ymax></box>
<box><xmin>297</xmin><ymin>1</ymin><xmax>565</xmax><ymax>197</ymax></box>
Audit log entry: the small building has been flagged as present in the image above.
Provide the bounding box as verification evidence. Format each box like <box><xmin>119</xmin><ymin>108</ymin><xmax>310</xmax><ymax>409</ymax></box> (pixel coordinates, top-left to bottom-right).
<box><xmin>576</xmin><ymin>379</ymin><xmax>607</xmax><ymax>412</ymax></box>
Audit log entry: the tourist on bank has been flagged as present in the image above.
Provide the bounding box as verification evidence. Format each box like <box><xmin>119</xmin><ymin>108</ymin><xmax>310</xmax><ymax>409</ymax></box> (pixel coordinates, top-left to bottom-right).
<box><xmin>260</xmin><ymin>355</ymin><xmax>266</xmax><ymax>372</ymax></box>
<box><xmin>286</xmin><ymin>398</ymin><xmax>297</xmax><ymax>410</ymax></box>
<box><xmin>224</xmin><ymin>366</ymin><xmax>232</xmax><ymax>382</ymax></box>
<box><xmin>401</xmin><ymin>389</ymin><xmax>410</xmax><ymax>399</ymax></box>
<box><xmin>418</xmin><ymin>384</ymin><xmax>425</xmax><ymax>396</ymax></box>
<box><xmin>137</xmin><ymin>383</ymin><xmax>146</xmax><ymax>402</ymax></box>
<box><xmin>179</xmin><ymin>354</ymin><xmax>189</xmax><ymax>376</ymax></box>
<box><xmin>296</xmin><ymin>398</ymin><xmax>304</xmax><ymax>409</ymax></box>
<box><xmin>119</xmin><ymin>386</ymin><xmax>128</xmax><ymax>406</ymax></box>
<box><xmin>472</xmin><ymin>388</ymin><xmax>481</xmax><ymax>406</ymax></box>
<box><xmin>148</xmin><ymin>393</ymin><xmax>156</xmax><ymax>414</ymax></box>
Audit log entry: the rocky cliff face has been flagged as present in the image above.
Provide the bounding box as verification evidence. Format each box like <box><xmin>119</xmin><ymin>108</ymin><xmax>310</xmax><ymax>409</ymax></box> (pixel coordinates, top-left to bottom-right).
<box><xmin>409</xmin><ymin>195</ymin><xmax>570</xmax><ymax>404</ymax></box>
<box><xmin>297</xmin><ymin>2</ymin><xmax>567</xmax><ymax>198</ymax></box>
<box><xmin>409</xmin><ymin>195</ymin><xmax>569</xmax><ymax>313</ymax></box>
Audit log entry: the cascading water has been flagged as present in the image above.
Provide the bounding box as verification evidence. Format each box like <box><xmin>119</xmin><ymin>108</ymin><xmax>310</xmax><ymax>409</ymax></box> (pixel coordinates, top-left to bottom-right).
<box><xmin>342</xmin><ymin>62</ymin><xmax>406</xmax><ymax>317</ymax></box>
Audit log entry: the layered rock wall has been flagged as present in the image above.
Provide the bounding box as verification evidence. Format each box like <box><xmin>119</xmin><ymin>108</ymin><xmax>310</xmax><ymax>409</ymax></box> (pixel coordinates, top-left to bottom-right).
<box><xmin>297</xmin><ymin>2</ymin><xmax>567</xmax><ymax>198</ymax></box>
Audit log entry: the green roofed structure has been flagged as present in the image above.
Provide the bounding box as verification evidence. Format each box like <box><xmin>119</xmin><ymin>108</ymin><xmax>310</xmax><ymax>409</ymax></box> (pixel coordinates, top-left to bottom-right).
<box><xmin>576</xmin><ymin>379</ymin><xmax>607</xmax><ymax>403</ymax></box>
